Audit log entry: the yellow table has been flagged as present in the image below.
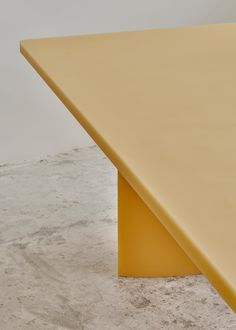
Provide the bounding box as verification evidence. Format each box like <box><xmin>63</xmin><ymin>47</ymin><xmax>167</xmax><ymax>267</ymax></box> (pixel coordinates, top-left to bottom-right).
<box><xmin>20</xmin><ymin>23</ymin><xmax>236</xmax><ymax>312</ymax></box>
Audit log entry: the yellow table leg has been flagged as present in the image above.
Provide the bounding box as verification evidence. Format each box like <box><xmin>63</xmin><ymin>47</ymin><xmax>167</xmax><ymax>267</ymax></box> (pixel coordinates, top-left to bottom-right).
<box><xmin>118</xmin><ymin>173</ymin><xmax>200</xmax><ymax>276</ymax></box>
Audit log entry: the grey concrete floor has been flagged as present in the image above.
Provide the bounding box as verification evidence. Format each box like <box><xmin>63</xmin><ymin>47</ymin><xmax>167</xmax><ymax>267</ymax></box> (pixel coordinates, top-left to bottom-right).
<box><xmin>0</xmin><ymin>145</ymin><xmax>235</xmax><ymax>330</ymax></box>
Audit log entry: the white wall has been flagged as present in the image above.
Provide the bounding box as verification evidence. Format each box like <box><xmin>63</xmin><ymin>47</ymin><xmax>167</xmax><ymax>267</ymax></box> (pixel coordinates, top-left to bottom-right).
<box><xmin>0</xmin><ymin>0</ymin><xmax>236</xmax><ymax>162</ymax></box>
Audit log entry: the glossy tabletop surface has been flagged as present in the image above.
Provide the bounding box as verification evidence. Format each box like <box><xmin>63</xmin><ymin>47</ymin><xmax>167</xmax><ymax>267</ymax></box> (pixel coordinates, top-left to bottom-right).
<box><xmin>20</xmin><ymin>23</ymin><xmax>236</xmax><ymax>311</ymax></box>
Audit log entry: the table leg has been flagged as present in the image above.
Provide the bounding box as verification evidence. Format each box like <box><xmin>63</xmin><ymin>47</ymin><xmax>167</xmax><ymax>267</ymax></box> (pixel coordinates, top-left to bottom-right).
<box><xmin>118</xmin><ymin>172</ymin><xmax>200</xmax><ymax>276</ymax></box>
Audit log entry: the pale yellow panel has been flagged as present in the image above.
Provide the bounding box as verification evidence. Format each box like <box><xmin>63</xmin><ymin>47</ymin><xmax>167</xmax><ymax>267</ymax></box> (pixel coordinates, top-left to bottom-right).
<box><xmin>20</xmin><ymin>23</ymin><xmax>236</xmax><ymax>312</ymax></box>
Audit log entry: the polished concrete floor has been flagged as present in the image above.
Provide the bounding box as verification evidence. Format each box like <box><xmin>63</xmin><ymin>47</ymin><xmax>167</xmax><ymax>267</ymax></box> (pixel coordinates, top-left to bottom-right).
<box><xmin>0</xmin><ymin>145</ymin><xmax>235</xmax><ymax>330</ymax></box>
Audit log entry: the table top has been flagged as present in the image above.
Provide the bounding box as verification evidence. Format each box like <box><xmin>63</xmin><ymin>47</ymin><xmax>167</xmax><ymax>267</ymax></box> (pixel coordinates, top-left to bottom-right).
<box><xmin>20</xmin><ymin>23</ymin><xmax>236</xmax><ymax>312</ymax></box>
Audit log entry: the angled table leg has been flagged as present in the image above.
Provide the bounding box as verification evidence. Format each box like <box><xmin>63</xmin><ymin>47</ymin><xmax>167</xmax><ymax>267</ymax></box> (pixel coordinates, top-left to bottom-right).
<box><xmin>118</xmin><ymin>173</ymin><xmax>200</xmax><ymax>277</ymax></box>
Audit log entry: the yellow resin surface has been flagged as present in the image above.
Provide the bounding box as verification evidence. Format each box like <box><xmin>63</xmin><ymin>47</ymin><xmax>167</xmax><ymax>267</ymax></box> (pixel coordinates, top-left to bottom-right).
<box><xmin>20</xmin><ymin>23</ymin><xmax>236</xmax><ymax>312</ymax></box>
